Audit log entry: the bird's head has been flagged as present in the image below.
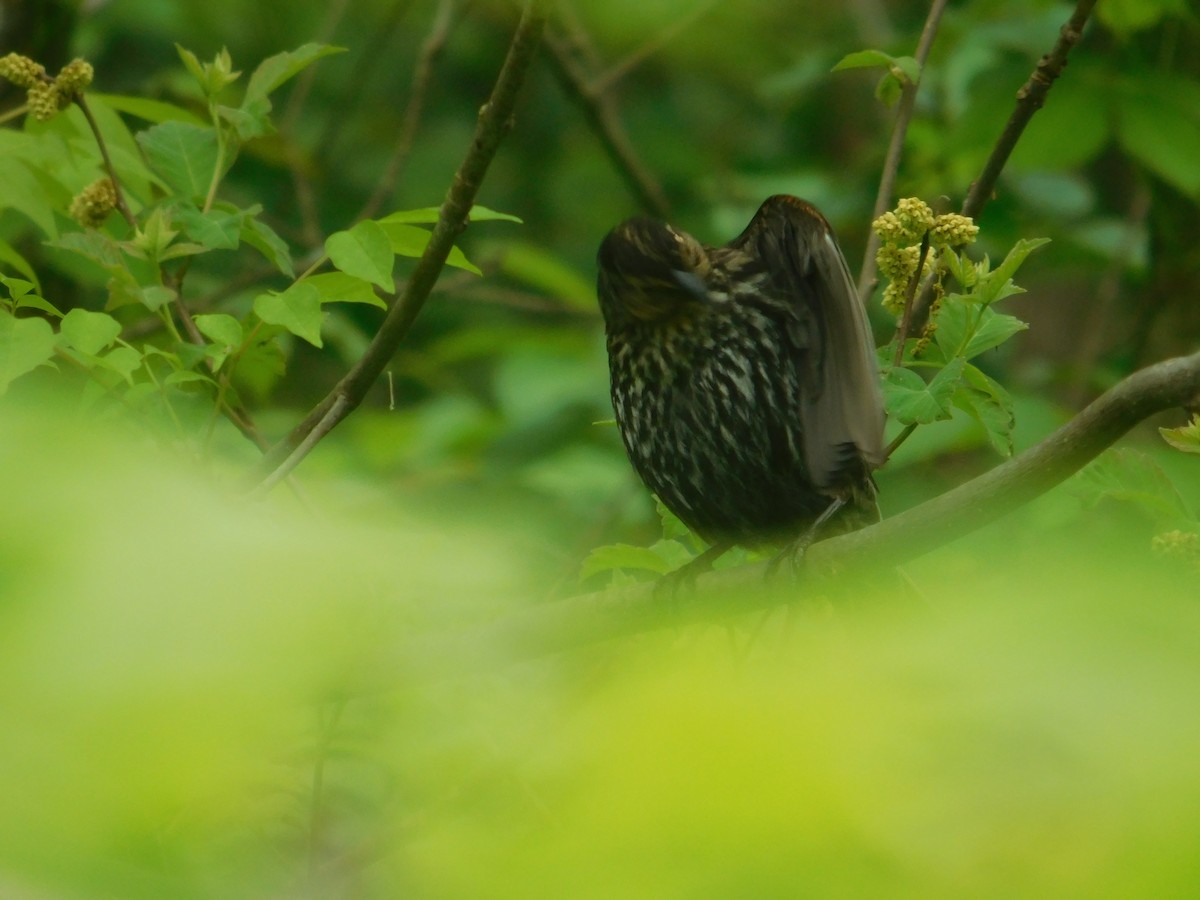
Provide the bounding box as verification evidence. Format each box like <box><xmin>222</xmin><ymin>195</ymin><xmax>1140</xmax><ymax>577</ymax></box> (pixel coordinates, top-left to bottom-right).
<box><xmin>596</xmin><ymin>217</ymin><xmax>711</xmax><ymax>327</ymax></box>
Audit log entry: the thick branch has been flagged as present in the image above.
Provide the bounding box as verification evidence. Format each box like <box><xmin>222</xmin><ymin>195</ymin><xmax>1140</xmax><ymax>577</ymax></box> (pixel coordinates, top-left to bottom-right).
<box><xmin>385</xmin><ymin>350</ymin><xmax>1200</xmax><ymax>682</ymax></box>
<box><xmin>253</xmin><ymin>0</ymin><xmax>550</xmax><ymax>487</ymax></box>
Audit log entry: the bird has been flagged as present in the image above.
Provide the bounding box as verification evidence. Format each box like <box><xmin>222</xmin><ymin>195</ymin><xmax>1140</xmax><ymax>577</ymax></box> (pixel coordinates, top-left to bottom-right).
<box><xmin>596</xmin><ymin>194</ymin><xmax>885</xmax><ymax>568</ymax></box>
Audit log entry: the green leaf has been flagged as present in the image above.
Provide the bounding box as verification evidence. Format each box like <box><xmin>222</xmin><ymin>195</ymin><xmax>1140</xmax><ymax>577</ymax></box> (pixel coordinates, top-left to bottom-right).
<box><xmin>194</xmin><ymin>314</ymin><xmax>243</xmax><ymax>350</ymax></box>
<box><xmin>244</xmin><ymin>44</ymin><xmax>345</xmax><ymax>109</ymax></box>
<box><xmin>326</xmin><ymin>220</ymin><xmax>394</xmax><ymax>291</ymax></box>
<box><xmin>254</xmin><ymin>283</ymin><xmax>323</xmax><ymax>347</ymax></box>
<box><xmin>962</xmin><ymin>309</ymin><xmax>1028</xmax><ymax>359</ymax></box>
<box><xmin>89</xmin><ymin>92</ymin><xmax>207</xmax><ymax>126</ymax></box>
<box><xmin>0</xmin><ymin>239</ymin><xmax>41</xmax><ymax>289</ymax></box>
<box><xmin>97</xmin><ymin>346</ymin><xmax>142</xmax><ymax>382</ymax></box>
<box><xmin>934</xmin><ymin>302</ymin><xmax>1028</xmax><ymax>361</ymax></box>
<box><xmin>378</xmin><ymin>221</ymin><xmax>481</xmax><ymax>275</ymax></box>
<box><xmin>241</xmin><ymin>216</ymin><xmax>293</xmax><ymax>278</ymax></box>
<box><xmin>0</xmin><ymin>159</ymin><xmax>58</xmax><ymax>238</ymax></box>
<box><xmin>140</xmin><ymin>286</ymin><xmax>177</xmax><ymax>312</ymax></box>
<box><xmin>306</xmin><ymin>272</ymin><xmax>386</xmax><ymax>308</ymax></box>
<box><xmin>0</xmin><ymin>310</ymin><xmax>57</xmax><ymax>394</ymax></box>
<box><xmin>977</xmin><ymin>238</ymin><xmax>1051</xmax><ymax>305</ymax></box>
<box><xmin>164</xmin><ymin>370</ymin><xmax>216</xmax><ymax>388</ymax></box>
<box><xmin>883</xmin><ymin>358</ymin><xmax>965</xmax><ymax>425</ymax></box>
<box><xmin>955</xmin><ymin>363</ymin><xmax>1016</xmax><ymax>457</ymax></box>
<box><xmin>47</xmin><ymin>231</ymin><xmax>125</xmax><ymax>268</ymax></box>
<box><xmin>832</xmin><ymin>50</ymin><xmax>898</xmax><ymax>72</ymax></box>
<box><xmin>379</xmin><ymin>205</ymin><xmax>523</xmax><ymax>225</ymax></box>
<box><xmin>60</xmin><ymin>309</ymin><xmax>122</xmax><ymax>356</ymax></box>
<box><xmin>172</xmin><ymin>203</ymin><xmax>243</xmax><ymax>250</ymax></box>
<box><xmin>137</xmin><ymin>121</ymin><xmax>220</xmax><ymax>202</ymax></box>
<box><xmin>1160</xmin><ymin>416</ymin><xmax>1200</xmax><ymax>455</ymax></box>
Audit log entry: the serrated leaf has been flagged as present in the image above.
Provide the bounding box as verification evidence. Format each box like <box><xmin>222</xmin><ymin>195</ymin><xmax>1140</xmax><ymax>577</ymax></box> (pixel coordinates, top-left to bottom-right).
<box><xmin>172</xmin><ymin>203</ymin><xmax>243</xmax><ymax>250</ymax></box>
<box><xmin>137</xmin><ymin>121</ymin><xmax>220</xmax><ymax>202</ymax></box>
<box><xmin>962</xmin><ymin>309</ymin><xmax>1028</xmax><ymax>358</ymax></box>
<box><xmin>934</xmin><ymin>302</ymin><xmax>1027</xmax><ymax>360</ymax></box>
<box><xmin>0</xmin><ymin>310</ymin><xmax>57</xmax><ymax>394</ymax></box>
<box><xmin>48</xmin><ymin>231</ymin><xmax>125</xmax><ymax>268</ymax></box>
<box><xmin>254</xmin><ymin>283</ymin><xmax>323</xmax><ymax>347</ymax></box>
<box><xmin>60</xmin><ymin>309</ymin><xmax>122</xmax><ymax>356</ymax></box>
<box><xmin>241</xmin><ymin>216</ymin><xmax>293</xmax><ymax>278</ymax></box>
<box><xmin>244</xmin><ymin>44</ymin><xmax>345</xmax><ymax>109</ymax></box>
<box><xmin>883</xmin><ymin>358</ymin><xmax>965</xmax><ymax>425</ymax></box>
<box><xmin>1160</xmin><ymin>416</ymin><xmax>1200</xmax><ymax>454</ymax></box>
<box><xmin>955</xmin><ymin>364</ymin><xmax>1016</xmax><ymax>457</ymax></box>
<box><xmin>978</xmin><ymin>238</ymin><xmax>1051</xmax><ymax>305</ymax></box>
<box><xmin>326</xmin><ymin>221</ymin><xmax>394</xmax><ymax>291</ymax></box>
<box><xmin>306</xmin><ymin>272</ymin><xmax>385</xmax><ymax>308</ymax></box>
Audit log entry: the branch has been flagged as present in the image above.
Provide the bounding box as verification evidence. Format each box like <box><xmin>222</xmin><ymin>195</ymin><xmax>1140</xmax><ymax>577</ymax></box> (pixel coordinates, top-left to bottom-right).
<box><xmin>384</xmin><ymin>350</ymin><xmax>1200</xmax><ymax>682</ymax></box>
<box><xmin>252</xmin><ymin>0</ymin><xmax>551</xmax><ymax>489</ymax></box>
<box><xmin>961</xmin><ymin>0</ymin><xmax>1098</xmax><ymax>219</ymax></box>
<box><xmin>856</xmin><ymin>0</ymin><xmax>948</xmax><ymax>301</ymax></box>
<box><xmin>542</xmin><ymin>20</ymin><xmax>671</xmax><ymax>219</ymax></box>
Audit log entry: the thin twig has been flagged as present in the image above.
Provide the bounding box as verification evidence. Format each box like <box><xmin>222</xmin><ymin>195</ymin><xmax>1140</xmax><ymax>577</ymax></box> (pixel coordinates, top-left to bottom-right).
<box><xmin>542</xmin><ymin>23</ymin><xmax>671</xmax><ymax>219</ymax></box>
<box><xmin>250</xmin><ymin>394</ymin><xmax>351</xmax><ymax>500</ymax></box>
<box><xmin>891</xmin><ymin>231</ymin><xmax>931</xmax><ymax>368</ymax></box>
<box><xmin>381</xmin><ymin>349</ymin><xmax>1200</xmax><ymax>683</ymax></box>
<box><xmin>358</xmin><ymin>0</ymin><xmax>458</xmax><ymax>221</ymax></box>
<box><xmin>961</xmin><ymin>0</ymin><xmax>1099</xmax><ymax>219</ymax></box>
<box><xmin>856</xmin><ymin>0</ymin><xmax>948</xmax><ymax>302</ymax></box>
<box><xmin>252</xmin><ymin>0</ymin><xmax>552</xmax><ymax>491</ymax></box>
<box><xmin>74</xmin><ymin>95</ymin><xmax>136</xmax><ymax>228</ymax></box>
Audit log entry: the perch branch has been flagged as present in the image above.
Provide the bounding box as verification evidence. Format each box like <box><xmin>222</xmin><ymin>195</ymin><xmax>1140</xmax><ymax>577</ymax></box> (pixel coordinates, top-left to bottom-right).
<box><xmin>385</xmin><ymin>349</ymin><xmax>1200</xmax><ymax>682</ymax></box>
<box><xmin>252</xmin><ymin>0</ymin><xmax>551</xmax><ymax>490</ymax></box>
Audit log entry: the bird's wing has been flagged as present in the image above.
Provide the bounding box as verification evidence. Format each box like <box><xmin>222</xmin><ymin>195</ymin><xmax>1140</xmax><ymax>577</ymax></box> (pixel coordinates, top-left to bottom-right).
<box><xmin>729</xmin><ymin>195</ymin><xmax>885</xmax><ymax>487</ymax></box>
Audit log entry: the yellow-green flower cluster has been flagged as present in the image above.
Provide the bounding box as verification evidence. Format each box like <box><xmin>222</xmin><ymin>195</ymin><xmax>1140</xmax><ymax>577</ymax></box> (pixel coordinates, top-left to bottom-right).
<box><xmin>0</xmin><ymin>54</ymin><xmax>93</xmax><ymax>121</ymax></box>
<box><xmin>0</xmin><ymin>52</ymin><xmax>46</xmax><ymax>88</ymax></box>
<box><xmin>930</xmin><ymin>213</ymin><xmax>979</xmax><ymax>248</ymax></box>
<box><xmin>872</xmin><ymin>197</ymin><xmax>979</xmax><ymax>317</ymax></box>
<box><xmin>56</xmin><ymin>58</ymin><xmax>94</xmax><ymax>98</ymax></box>
<box><xmin>69</xmin><ymin>178</ymin><xmax>118</xmax><ymax>228</ymax></box>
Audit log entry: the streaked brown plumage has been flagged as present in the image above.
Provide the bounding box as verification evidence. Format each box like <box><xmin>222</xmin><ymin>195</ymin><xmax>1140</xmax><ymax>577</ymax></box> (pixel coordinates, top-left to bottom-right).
<box><xmin>596</xmin><ymin>194</ymin><xmax>884</xmax><ymax>549</ymax></box>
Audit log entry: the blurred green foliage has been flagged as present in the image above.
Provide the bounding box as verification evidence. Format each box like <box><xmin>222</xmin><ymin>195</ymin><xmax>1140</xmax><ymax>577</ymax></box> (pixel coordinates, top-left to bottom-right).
<box><xmin>1</xmin><ymin>0</ymin><xmax>1199</xmax><ymax>894</ymax></box>
<box><xmin>1</xmin><ymin>403</ymin><xmax>1199</xmax><ymax>897</ymax></box>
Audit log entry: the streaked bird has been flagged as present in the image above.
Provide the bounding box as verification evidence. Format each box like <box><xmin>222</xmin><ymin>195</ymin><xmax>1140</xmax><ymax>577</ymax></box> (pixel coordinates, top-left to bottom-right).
<box><xmin>596</xmin><ymin>194</ymin><xmax>885</xmax><ymax>562</ymax></box>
